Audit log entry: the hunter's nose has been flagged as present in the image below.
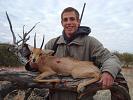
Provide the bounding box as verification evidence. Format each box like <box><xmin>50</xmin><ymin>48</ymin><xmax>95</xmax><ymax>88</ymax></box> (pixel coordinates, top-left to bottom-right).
<box><xmin>33</xmin><ymin>58</ymin><xmax>36</xmax><ymax>62</ymax></box>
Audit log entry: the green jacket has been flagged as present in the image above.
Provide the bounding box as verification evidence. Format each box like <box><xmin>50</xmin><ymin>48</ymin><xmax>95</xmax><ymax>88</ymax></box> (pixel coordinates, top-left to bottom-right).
<box><xmin>45</xmin><ymin>27</ymin><xmax>122</xmax><ymax>79</ymax></box>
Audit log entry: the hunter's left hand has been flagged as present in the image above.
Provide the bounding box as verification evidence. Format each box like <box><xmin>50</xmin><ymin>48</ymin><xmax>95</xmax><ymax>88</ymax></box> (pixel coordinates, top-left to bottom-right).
<box><xmin>99</xmin><ymin>72</ymin><xmax>114</xmax><ymax>89</ymax></box>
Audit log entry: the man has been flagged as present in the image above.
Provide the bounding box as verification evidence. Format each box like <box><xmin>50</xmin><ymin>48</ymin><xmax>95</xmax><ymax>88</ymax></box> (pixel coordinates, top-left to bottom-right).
<box><xmin>45</xmin><ymin>7</ymin><xmax>120</xmax><ymax>88</ymax></box>
<box><xmin>25</xmin><ymin>7</ymin><xmax>129</xmax><ymax>99</ymax></box>
<box><xmin>44</xmin><ymin>7</ymin><xmax>129</xmax><ymax>99</ymax></box>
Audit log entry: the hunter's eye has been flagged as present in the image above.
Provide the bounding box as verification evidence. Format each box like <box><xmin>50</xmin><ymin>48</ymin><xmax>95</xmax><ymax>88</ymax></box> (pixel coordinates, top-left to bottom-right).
<box><xmin>63</xmin><ymin>18</ymin><xmax>68</xmax><ymax>22</ymax></box>
<box><xmin>70</xmin><ymin>17</ymin><xmax>76</xmax><ymax>21</ymax></box>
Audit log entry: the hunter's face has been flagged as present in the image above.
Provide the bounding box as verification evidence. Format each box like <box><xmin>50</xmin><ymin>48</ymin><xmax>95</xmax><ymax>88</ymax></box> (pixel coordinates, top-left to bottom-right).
<box><xmin>61</xmin><ymin>11</ymin><xmax>80</xmax><ymax>38</ymax></box>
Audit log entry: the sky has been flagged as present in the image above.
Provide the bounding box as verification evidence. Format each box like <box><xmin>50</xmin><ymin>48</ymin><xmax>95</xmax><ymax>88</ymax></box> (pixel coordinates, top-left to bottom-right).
<box><xmin>0</xmin><ymin>0</ymin><xmax>133</xmax><ymax>53</ymax></box>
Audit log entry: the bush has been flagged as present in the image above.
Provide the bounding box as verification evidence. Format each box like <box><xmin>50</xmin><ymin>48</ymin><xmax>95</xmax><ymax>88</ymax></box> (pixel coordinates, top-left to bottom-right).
<box><xmin>0</xmin><ymin>43</ymin><xmax>23</xmax><ymax>67</ymax></box>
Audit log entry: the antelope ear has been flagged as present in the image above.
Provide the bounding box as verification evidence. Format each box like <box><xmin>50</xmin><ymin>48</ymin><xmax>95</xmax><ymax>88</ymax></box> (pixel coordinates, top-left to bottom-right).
<box><xmin>43</xmin><ymin>49</ymin><xmax>54</xmax><ymax>56</ymax></box>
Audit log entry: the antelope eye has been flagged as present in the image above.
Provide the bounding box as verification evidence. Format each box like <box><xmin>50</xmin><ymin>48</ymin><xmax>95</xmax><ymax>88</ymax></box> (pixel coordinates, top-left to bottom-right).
<box><xmin>39</xmin><ymin>53</ymin><xmax>42</xmax><ymax>56</ymax></box>
<box><xmin>31</xmin><ymin>52</ymin><xmax>33</xmax><ymax>55</ymax></box>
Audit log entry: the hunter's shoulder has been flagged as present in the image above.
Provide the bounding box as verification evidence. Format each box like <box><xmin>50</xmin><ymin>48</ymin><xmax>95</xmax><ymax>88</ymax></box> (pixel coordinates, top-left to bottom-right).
<box><xmin>45</xmin><ymin>36</ymin><xmax>61</xmax><ymax>49</ymax></box>
<box><xmin>84</xmin><ymin>35</ymin><xmax>101</xmax><ymax>44</ymax></box>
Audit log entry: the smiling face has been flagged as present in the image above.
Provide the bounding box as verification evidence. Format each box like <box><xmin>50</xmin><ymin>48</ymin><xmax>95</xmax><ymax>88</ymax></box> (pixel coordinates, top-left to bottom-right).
<box><xmin>61</xmin><ymin>11</ymin><xmax>80</xmax><ymax>38</ymax></box>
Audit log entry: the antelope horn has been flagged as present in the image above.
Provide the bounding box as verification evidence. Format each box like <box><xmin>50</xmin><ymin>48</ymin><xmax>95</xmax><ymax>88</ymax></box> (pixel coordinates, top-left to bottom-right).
<box><xmin>6</xmin><ymin>11</ymin><xmax>16</xmax><ymax>45</ymax></box>
<box><xmin>40</xmin><ymin>35</ymin><xmax>44</xmax><ymax>49</ymax></box>
<box><xmin>34</xmin><ymin>33</ymin><xmax>36</xmax><ymax>48</ymax></box>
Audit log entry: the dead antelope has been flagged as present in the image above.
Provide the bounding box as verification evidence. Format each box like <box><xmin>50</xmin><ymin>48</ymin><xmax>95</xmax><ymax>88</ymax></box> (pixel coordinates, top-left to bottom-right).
<box><xmin>29</xmin><ymin>35</ymin><xmax>101</xmax><ymax>92</ymax></box>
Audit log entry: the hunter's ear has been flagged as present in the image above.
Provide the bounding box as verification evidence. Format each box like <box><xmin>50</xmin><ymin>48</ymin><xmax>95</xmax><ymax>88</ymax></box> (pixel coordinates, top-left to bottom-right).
<box><xmin>44</xmin><ymin>49</ymin><xmax>54</xmax><ymax>56</ymax></box>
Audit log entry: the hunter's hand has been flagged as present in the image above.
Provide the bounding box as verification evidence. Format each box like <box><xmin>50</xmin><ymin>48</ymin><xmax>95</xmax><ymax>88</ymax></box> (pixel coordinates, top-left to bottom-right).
<box><xmin>99</xmin><ymin>72</ymin><xmax>114</xmax><ymax>89</ymax></box>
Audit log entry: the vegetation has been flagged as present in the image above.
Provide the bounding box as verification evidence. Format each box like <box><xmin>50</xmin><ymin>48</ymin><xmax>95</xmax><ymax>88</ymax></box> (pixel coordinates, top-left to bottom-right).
<box><xmin>113</xmin><ymin>51</ymin><xmax>133</xmax><ymax>67</ymax></box>
<box><xmin>0</xmin><ymin>43</ymin><xmax>23</xmax><ymax>67</ymax></box>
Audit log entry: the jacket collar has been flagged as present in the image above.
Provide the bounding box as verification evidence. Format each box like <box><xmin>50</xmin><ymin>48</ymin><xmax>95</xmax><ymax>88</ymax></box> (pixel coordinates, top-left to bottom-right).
<box><xmin>57</xmin><ymin>35</ymin><xmax>84</xmax><ymax>45</ymax></box>
<box><xmin>56</xmin><ymin>26</ymin><xmax>91</xmax><ymax>45</ymax></box>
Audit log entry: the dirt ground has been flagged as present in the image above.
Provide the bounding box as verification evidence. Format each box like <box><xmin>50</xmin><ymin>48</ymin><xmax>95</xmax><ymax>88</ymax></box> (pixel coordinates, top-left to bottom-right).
<box><xmin>121</xmin><ymin>67</ymin><xmax>133</xmax><ymax>100</ymax></box>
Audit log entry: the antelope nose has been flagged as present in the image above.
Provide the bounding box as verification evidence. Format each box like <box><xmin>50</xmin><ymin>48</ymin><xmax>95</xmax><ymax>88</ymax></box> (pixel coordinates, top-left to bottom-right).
<box><xmin>33</xmin><ymin>58</ymin><xmax>36</xmax><ymax>62</ymax></box>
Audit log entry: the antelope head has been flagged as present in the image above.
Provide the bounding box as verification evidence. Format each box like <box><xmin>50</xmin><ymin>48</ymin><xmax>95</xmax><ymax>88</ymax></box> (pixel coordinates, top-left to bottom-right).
<box><xmin>30</xmin><ymin>33</ymin><xmax>44</xmax><ymax>63</ymax></box>
<box><xmin>30</xmin><ymin>34</ymin><xmax>54</xmax><ymax>68</ymax></box>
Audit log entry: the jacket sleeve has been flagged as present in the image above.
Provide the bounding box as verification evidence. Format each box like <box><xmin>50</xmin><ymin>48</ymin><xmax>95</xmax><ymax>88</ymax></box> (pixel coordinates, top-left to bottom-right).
<box><xmin>88</xmin><ymin>36</ymin><xmax>122</xmax><ymax>78</ymax></box>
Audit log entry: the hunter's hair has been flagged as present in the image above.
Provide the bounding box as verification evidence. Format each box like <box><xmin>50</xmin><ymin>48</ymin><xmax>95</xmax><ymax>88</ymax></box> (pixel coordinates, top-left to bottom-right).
<box><xmin>61</xmin><ymin>7</ymin><xmax>80</xmax><ymax>21</ymax></box>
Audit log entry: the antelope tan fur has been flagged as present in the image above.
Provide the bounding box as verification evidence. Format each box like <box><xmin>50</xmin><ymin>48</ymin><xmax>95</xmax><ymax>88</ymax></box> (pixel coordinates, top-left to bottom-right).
<box><xmin>29</xmin><ymin>35</ymin><xmax>101</xmax><ymax>92</ymax></box>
